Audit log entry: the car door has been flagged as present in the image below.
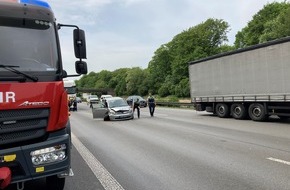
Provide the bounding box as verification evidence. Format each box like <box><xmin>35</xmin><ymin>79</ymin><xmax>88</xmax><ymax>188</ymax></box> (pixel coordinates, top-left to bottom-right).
<box><xmin>92</xmin><ymin>102</ymin><xmax>108</xmax><ymax>119</ymax></box>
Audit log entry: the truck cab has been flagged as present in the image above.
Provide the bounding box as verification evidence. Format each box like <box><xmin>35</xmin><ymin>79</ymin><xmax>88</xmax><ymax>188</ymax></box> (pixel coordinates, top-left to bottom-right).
<box><xmin>0</xmin><ymin>0</ymin><xmax>87</xmax><ymax>189</ymax></box>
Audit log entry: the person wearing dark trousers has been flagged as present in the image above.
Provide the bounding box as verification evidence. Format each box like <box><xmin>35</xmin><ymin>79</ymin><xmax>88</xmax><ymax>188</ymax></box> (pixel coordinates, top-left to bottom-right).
<box><xmin>133</xmin><ymin>98</ymin><xmax>140</xmax><ymax>118</ymax></box>
<box><xmin>147</xmin><ymin>93</ymin><xmax>155</xmax><ymax>117</ymax></box>
<box><xmin>72</xmin><ymin>99</ymin><xmax>77</xmax><ymax>111</ymax></box>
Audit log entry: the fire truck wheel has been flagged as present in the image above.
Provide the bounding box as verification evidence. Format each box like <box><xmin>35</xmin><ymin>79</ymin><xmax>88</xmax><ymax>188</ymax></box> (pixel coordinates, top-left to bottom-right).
<box><xmin>46</xmin><ymin>175</ymin><xmax>65</xmax><ymax>190</ymax></box>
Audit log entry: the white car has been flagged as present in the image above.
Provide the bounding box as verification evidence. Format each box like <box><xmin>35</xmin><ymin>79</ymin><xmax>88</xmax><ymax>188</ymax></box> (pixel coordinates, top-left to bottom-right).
<box><xmin>92</xmin><ymin>97</ymin><xmax>133</xmax><ymax>121</ymax></box>
<box><xmin>87</xmin><ymin>95</ymin><xmax>99</xmax><ymax>107</ymax></box>
<box><xmin>76</xmin><ymin>97</ymin><xmax>82</xmax><ymax>103</ymax></box>
<box><xmin>100</xmin><ymin>94</ymin><xmax>113</xmax><ymax>102</ymax></box>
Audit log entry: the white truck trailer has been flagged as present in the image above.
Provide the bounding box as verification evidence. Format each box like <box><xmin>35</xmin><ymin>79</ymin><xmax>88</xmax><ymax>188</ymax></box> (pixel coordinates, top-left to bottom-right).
<box><xmin>64</xmin><ymin>80</ymin><xmax>77</xmax><ymax>99</ymax></box>
<box><xmin>188</xmin><ymin>37</ymin><xmax>290</xmax><ymax>121</ymax></box>
<box><xmin>64</xmin><ymin>80</ymin><xmax>78</xmax><ymax>111</ymax></box>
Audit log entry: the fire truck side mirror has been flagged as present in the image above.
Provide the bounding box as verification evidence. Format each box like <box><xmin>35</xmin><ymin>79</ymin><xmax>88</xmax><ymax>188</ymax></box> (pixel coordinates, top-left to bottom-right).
<box><xmin>62</xmin><ymin>70</ymin><xmax>68</xmax><ymax>78</ymax></box>
<box><xmin>75</xmin><ymin>61</ymin><xmax>88</xmax><ymax>74</ymax></box>
<box><xmin>73</xmin><ymin>29</ymin><xmax>87</xmax><ymax>59</ymax></box>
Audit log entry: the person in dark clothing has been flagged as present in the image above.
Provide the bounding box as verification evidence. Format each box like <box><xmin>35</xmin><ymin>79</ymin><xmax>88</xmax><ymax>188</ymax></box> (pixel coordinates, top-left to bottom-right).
<box><xmin>104</xmin><ymin>100</ymin><xmax>108</xmax><ymax>108</ymax></box>
<box><xmin>147</xmin><ymin>93</ymin><xmax>155</xmax><ymax>117</ymax></box>
<box><xmin>133</xmin><ymin>98</ymin><xmax>140</xmax><ymax>118</ymax></box>
<box><xmin>69</xmin><ymin>97</ymin><xmax>77</xmax><ymax>111</ymax></box>
<box><xmin>72</xmin><ymin>99</ymin><xmax>77</xmax><ymax>111</ymax></box>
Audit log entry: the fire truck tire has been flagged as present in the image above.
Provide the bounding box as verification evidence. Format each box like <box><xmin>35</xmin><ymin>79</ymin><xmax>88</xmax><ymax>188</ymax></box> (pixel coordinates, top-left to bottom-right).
<box><xmin>46</xmin><ymin>175</ymin><xmax>65</xmax><ymax>190</ymax></box>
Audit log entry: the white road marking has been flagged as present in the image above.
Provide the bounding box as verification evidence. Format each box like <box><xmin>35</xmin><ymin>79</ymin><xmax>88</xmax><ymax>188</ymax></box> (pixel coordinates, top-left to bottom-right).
<box><xmin>267</xmin><ymin>157</ymin><xmax>290</xmax><ymax>166</ymax></box>
<box><xmin>71</xmin><ymin>133</ymin><xmax>125</xmax><ymax>190</ymax></box>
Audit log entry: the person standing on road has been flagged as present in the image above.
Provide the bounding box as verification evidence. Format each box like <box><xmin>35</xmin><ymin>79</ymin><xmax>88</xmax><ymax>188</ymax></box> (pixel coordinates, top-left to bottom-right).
<box><xmin>147</xmin><ymin>93</ymin><xmax>156</xmax><ymax>117</ymax></box>
<box><xmin>133</xmin><ymin>98</ymin><xmax>140</xmax><ymax>118</ymax></box>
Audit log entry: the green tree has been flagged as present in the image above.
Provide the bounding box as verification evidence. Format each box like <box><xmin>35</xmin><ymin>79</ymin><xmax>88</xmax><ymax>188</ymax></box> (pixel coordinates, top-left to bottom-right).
<box><xmin>235</xmin><ymin>1</ymin><xmax>290</xmax><ymax>48</ymax></box>
<box><xmin>110</xmin><ymin>68</ymin><xmax>129</xmax><ymax>96</ymax></box>
<box><xmin>138</xmin><ymin>69</ymin><xmax>150</xmax><ymax>96</ymax></box>
<box><xmin>147</xmin><ymin>18</ymin><xmax>230</xmax><ymax>98</ymax></box>
<box><xmin>147</xmin><ymin>44</ymin><xmax>172</xmax><ymax>94</ymax></box>
<box><xmin>125</xmin><ymin>67</ymin><xmax>147</xmax><ymax>95</ymax></box>
<box><xmin>158</xmin><ymin>75</ymin><xmax>175</xmax><ymax>97</ymax></box>
<box><xmin>174</xmin><ymin>78</ymin><xmax>190</xmax><ymax>98</ymax></box>
<box><xmin>94</xmin><ymin>70</ymin><xmax>112</xmax><ymax>89</ymax></box>
<box><xmin>259</xmin><ymin>6</ymin><xmax>290</xmax><ymax>42</ymax></box>
<box><xmin>77</xmin><ymin>72</ymin><xmax>98</xmax><ymax>88</ymax></box>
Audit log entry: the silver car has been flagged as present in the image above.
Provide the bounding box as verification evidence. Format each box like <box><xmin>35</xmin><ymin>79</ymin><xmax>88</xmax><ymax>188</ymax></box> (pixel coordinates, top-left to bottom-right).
<box><xmin>92</xmin><ymin>97</ymin><xmax>134</xmax><ymax>121</ymax></box>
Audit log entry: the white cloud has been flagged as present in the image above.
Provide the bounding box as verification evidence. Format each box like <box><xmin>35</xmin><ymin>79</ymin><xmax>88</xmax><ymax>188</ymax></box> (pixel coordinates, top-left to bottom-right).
<box><xmin>46</xmin><ymin>0</ymin><xmax>288</xmax><ymax>75</ymax></box>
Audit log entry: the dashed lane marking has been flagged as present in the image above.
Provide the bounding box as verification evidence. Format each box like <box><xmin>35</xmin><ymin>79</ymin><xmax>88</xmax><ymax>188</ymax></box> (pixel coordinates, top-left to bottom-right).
<box><xmin>72</xmin><ymin>133</ymin><xmax>125</xmax><ymax>190</ymax></box>
<box><xmin>267</xmin><ymin>157</ymin><xmax>290</xmax><ymax>166</ymax></box>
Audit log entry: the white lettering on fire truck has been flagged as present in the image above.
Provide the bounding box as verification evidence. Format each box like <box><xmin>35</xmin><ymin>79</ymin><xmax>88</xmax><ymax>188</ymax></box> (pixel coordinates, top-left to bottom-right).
<box><xmin>19</xmin><ymin>101</ymin><xmax>50</xmax><ymax>107</ymax></box>
<box><xmin>0</xmin><ymin>92</ymin><xmax>16</xmax><ymax>103</ymax></box>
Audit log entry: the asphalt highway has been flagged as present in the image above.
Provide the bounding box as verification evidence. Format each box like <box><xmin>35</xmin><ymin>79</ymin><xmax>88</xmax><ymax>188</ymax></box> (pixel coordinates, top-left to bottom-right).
<box><xmin>6</xmin><ymin>103</ymin><xmax>290</xmax><ymax>190</ymax></box>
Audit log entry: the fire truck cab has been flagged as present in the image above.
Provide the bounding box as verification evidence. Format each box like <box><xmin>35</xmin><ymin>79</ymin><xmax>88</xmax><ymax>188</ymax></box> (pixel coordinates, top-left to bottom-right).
<box><xmin>0</xmin><ymin>0</ymin><xmax>87</xmax><ymax>189</ymax></box>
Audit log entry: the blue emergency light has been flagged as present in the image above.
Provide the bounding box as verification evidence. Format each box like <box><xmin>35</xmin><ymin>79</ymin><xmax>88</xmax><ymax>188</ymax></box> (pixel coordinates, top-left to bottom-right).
<box><xmin>20</xmin><ymin>0</ymin><xmax>50</xmax><ymax>8</ymax></box>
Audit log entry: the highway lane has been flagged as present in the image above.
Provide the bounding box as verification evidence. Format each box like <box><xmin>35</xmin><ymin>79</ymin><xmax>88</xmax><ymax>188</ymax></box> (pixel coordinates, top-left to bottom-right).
<box><xmin>69</xmin><ymin>103</ymin><xmax>290</xmax><ymax>190</ymax></box>
<box><xmin>6</xmin><ymin>103</ymin><xmax>290</xmax><ymax>190</ymax></box>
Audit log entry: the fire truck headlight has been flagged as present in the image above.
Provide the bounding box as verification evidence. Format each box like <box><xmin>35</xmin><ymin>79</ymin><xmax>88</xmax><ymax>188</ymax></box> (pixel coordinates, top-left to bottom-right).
<box><xmin>30</xmin><ymin>144</ymin><xmax>67</xmax><ymax>165</ymax></box>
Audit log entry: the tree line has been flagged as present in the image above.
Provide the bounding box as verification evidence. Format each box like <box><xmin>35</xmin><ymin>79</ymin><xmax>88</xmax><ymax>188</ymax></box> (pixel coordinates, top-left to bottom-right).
<box><xmin>76</xmin><ymin>2</ymin><xmax>290</xmax><ymax>98</ymax></box>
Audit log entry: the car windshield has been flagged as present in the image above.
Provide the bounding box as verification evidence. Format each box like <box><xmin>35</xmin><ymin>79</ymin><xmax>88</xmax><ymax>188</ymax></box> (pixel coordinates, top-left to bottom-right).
<box><xmin>108</xmin><ymin>99</ymin><xmax>128</xmax><ymax>108</ymax></box>
<box><xmin>90</xmin><ymin>95</ymin><xmax>98</xmax><ymax>99</ymax></box>
<box><xmin>0</xmin><ymin>17</ymin><xmax>59</xmax><ymax>72</ymax></box>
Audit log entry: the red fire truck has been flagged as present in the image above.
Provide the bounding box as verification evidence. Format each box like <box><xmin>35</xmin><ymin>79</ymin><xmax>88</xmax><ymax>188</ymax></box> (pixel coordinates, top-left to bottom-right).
<box><xmin>0</xmin><ymin>0</ymin><xmax>87</xmax><ymax>189</ymax></box>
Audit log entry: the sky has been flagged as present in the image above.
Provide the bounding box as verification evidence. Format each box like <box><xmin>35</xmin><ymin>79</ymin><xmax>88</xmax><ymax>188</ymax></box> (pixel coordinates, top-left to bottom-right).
<box><xmin>47</xmin><ymin>0</ymin><xmax>286</xmax><ymax>76</ymax></box>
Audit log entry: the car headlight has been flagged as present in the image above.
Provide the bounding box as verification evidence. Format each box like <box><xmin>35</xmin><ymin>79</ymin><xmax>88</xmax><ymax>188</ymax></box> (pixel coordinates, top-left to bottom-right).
<box><xmin>30</xmin><ymin>144</ymin><xmax>66</xmax><ymax>166</ymax></box>
<box><xmin>109</xmin><ymin>110</ymin><xmax>116</xmax><ymax>115</ymax></box>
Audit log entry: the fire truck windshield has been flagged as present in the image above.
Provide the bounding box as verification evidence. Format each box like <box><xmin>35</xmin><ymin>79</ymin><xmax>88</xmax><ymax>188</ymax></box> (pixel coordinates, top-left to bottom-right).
<box><xmin>0</xmin><ymin>17</ymin><xmax>59</xmax><ymax>73</ymax></box>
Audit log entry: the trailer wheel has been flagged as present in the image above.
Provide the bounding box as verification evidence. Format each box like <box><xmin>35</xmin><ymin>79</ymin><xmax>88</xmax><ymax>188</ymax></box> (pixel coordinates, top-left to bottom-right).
<box><xmin>248</xmin><ymin>103</ymin><xmax>267</xmax><ymax>121</ymax></box>
<box><xmin>215</xmin><ymin>103</ymin><xmax>230</xmax><ymax>118</ymax></box>
<box><xmin>231</xmin><ymin>103</ymin><xmax>247</xmax><ymax>119</ymax></box>
<box><xmin>46</xmin><ymin>175</ymin><xmax>65</xmax><ymax>190</ymax></box>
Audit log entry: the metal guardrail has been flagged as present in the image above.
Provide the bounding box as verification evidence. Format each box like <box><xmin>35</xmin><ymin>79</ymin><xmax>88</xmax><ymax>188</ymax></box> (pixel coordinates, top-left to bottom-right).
<box><xmin>155</xmin><ymin>101</ymin><xmax>193</xmax><ymax>108</ymax></box>
<box><xmin>86</xmin><ymin>99</ymin><xmax>193</xmax><ymax>108</ymax></box>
